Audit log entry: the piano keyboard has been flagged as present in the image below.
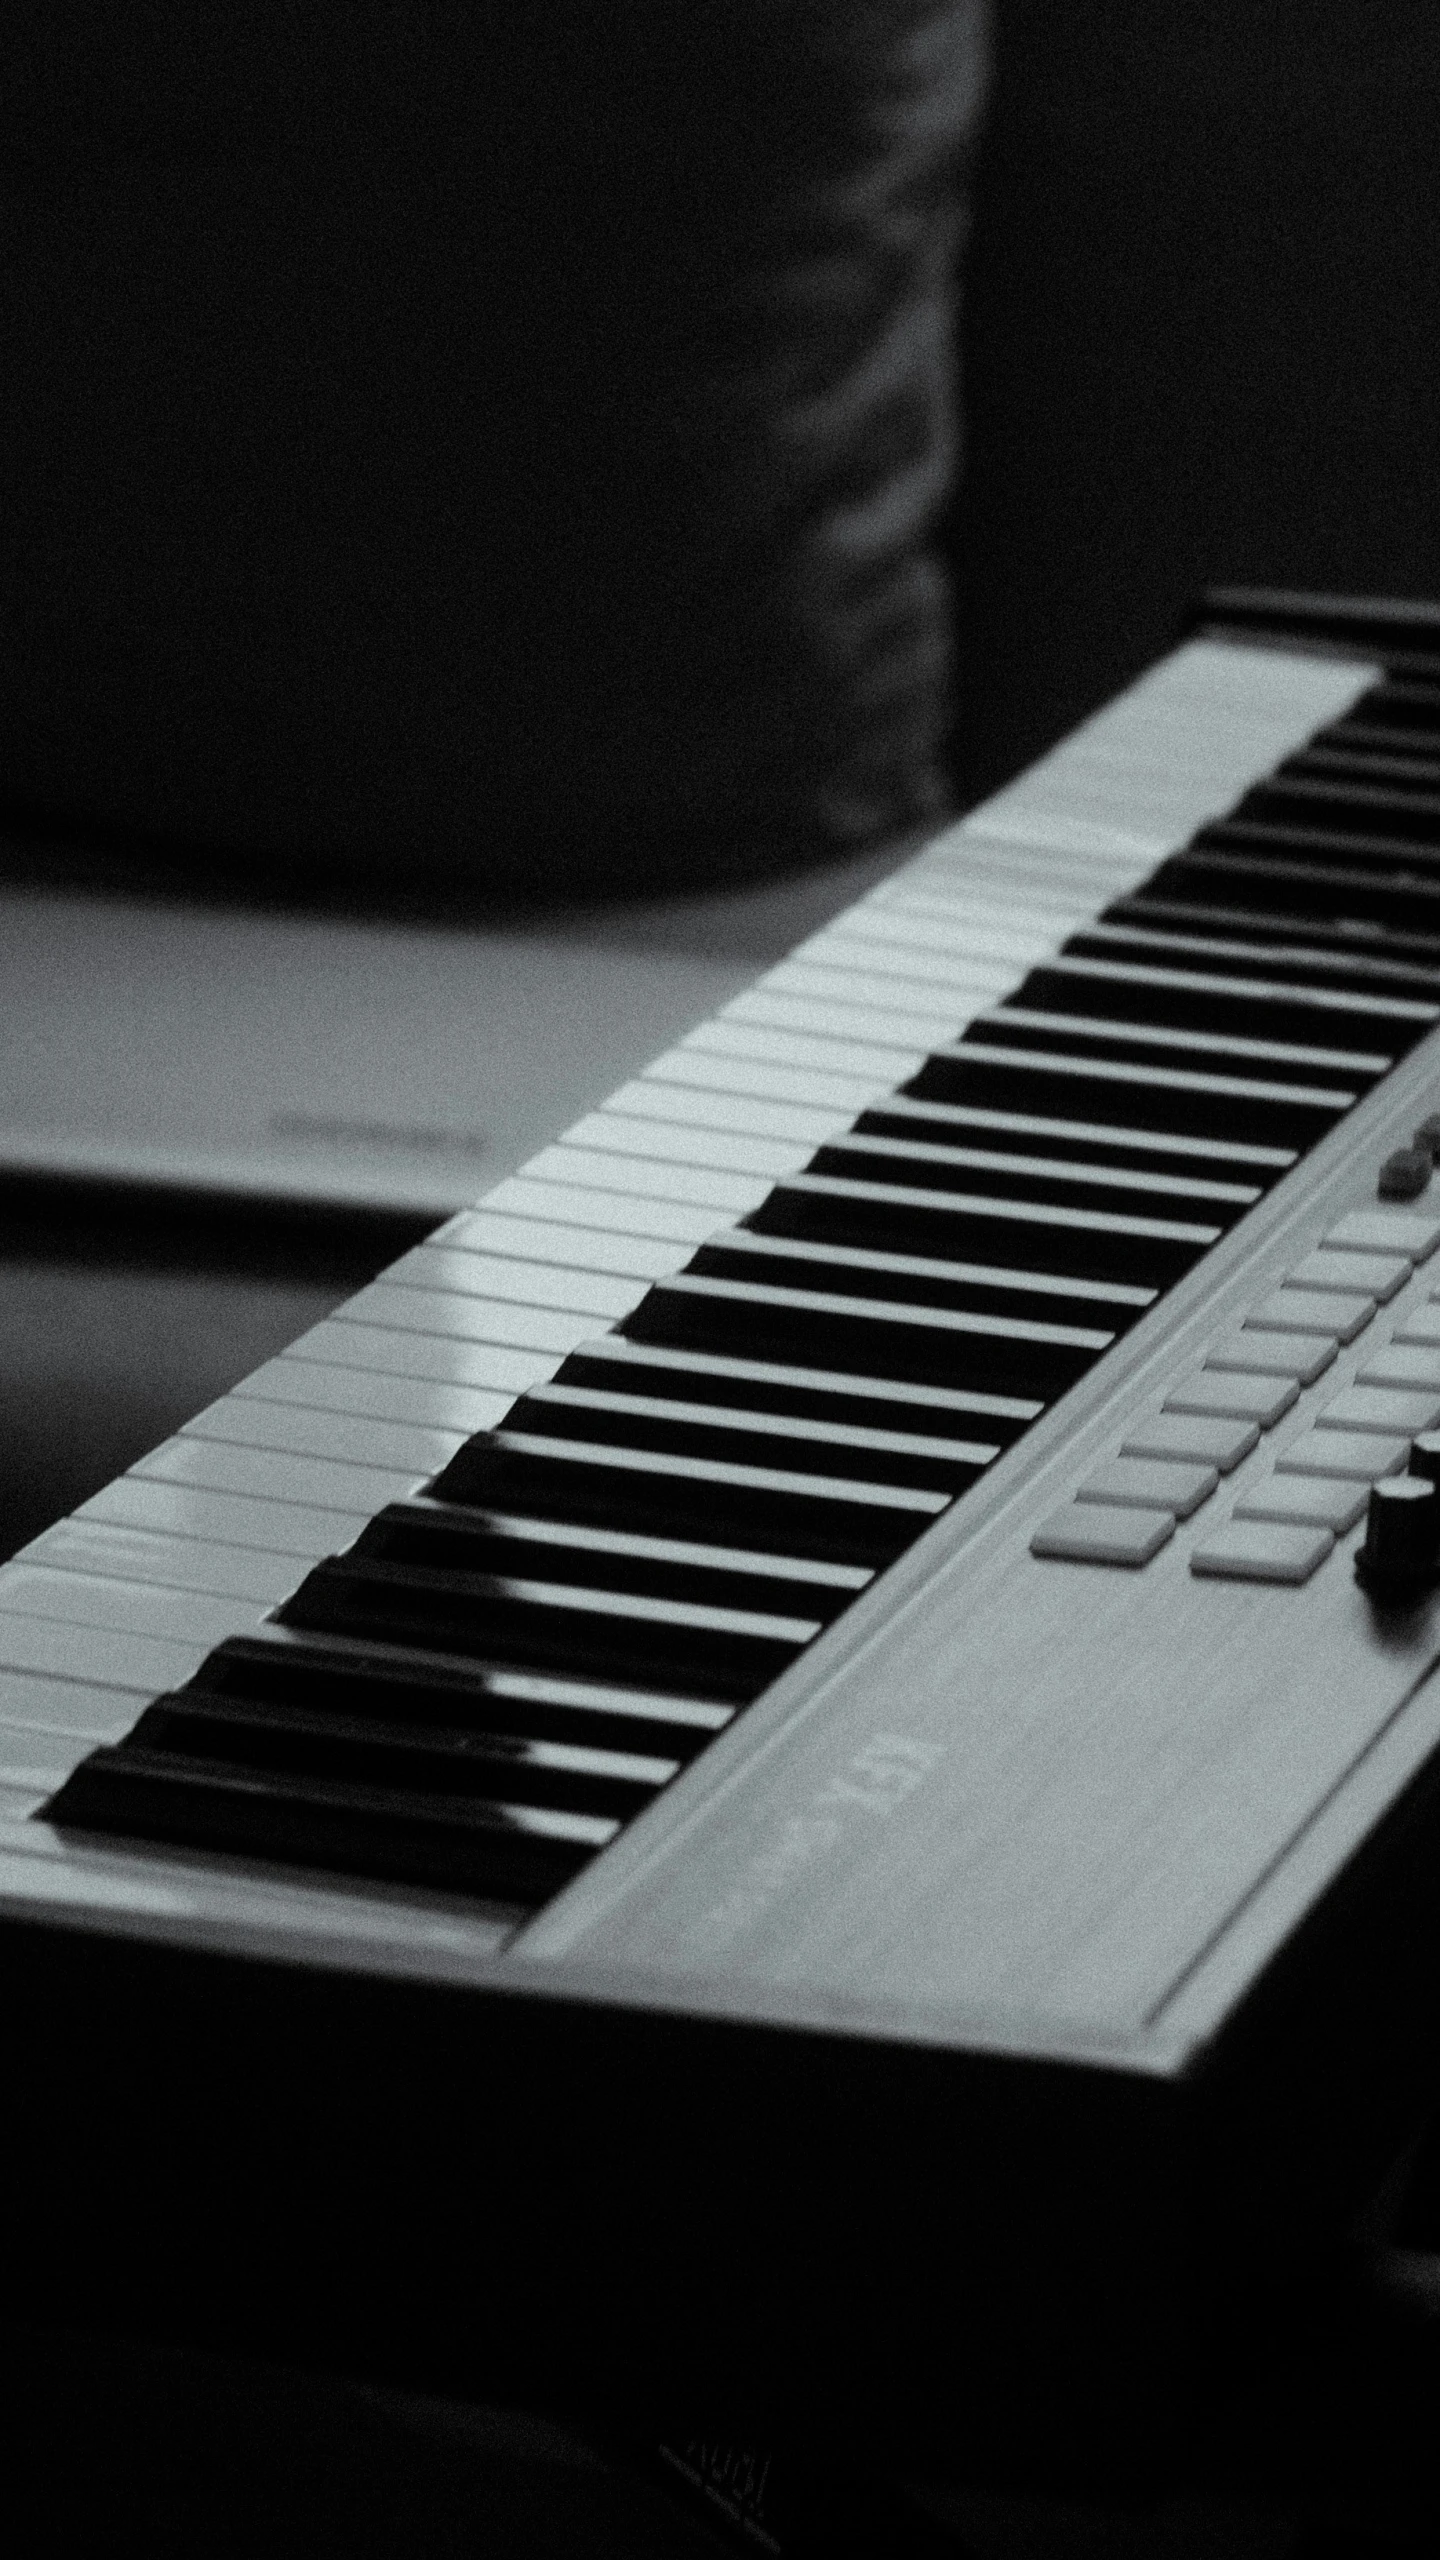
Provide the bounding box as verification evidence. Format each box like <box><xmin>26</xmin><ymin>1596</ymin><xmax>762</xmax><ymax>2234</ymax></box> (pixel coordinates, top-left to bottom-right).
<box><xmin>7</xmin><ymin>599</ymin><xmax>1431</xmax><ymax>1944</ymax></box>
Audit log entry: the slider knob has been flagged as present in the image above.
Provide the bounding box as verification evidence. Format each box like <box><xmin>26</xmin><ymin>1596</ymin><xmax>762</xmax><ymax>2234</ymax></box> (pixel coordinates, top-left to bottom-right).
<box><xmin>1357</xmin><ymin>1474</ymin><xmax>1440</xmax><ymax>1599</ymax></box>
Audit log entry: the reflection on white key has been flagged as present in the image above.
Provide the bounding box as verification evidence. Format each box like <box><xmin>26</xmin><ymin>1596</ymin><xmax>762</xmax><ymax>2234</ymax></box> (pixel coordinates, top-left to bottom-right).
<box><xmin>18</xmin><ymin>1520</ymin><xmax>307</xmax><ymax>1605</ymax></box>
<box><xmin>386</xmin><ymin>1248</ymin><xmax>645</xmax><ymax>1321</ymax></box>
<box><xmin>287</xmin><ymin>1320</ymin><xmax>558</xmax><ymax>1397</ymax></box>
<box><xmin>0</xmin><ymin>1611</ymin><xmax>205</xmax><ymax>1694</ymax></box>
<box><xmin>76</xmin><ymin>1475</ymin><xmax>368</xmax><ymax>1558</ymax></box>
<box><xmin>479</xmin><ymin>1177</ymin><xmax>723</xmax><ymax>1245</ymax></box>
<box><xmin>235</xmin><ymin>1358</ymin><xmax>510</xmax><ymax>1438</ymax></box>
<box><xmin>182</xmin><ymin>1396</ymin><xmax>462</xmax><ymax>1477</ymax></box>
<box><xmin>0</xmin><ymin>1564</ymin><xmax>271</xmax><ymax>1651</ymax></box>
<box><xmin>133</xmin><ymin>1436</ymin><xmax>423</xmax><ymax>1514</ymax></box>
<box><xmin>0</xmin><ymin>1668</ymin><xmax>139</xmax><ymax>1741</ymax></box>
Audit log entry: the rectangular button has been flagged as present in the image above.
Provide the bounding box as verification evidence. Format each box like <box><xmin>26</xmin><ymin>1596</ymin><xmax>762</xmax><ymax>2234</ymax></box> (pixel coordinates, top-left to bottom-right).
<box><xmin>1233</xmin><ymin>1474</ymin><xmax>1369</xmax><ymax>1533</ymax></box>
<box><xmin>1191</xmin><ymin>1521</ymin><xmax>1333</xmax><ymax>1583</ymax></box>
<box><xmin>1394</xmin><ymin>1304</ymin><xmax>1440</xmax><ymax>1349</ymax></box>
<box><xmin>1030</xmin><ymin>1502</ymin><xmax>1175</xmax><ymax>1566</ymax></box>
<box><xmin>1119</xmin><ymin>1413</ymin><xmax>1259</xmax><ymax>1471</ymax></box>
<box><xmin>1323</xmin><ymin>1208</ymin><xmax>1440</xmax><ymax>1261</ymax></box>
<box><xmin>1205</xmin><ymin>1332</ymin><xmax>1335</xmax><ymax>1386</ymax></box>
<box><xmin>1075</xmin><ymin>1457</ymin><xmax>1217</xmax><ymax>1518</ymax></box>
<box><xmin>1274</xmin><ymin>1429</ymin><xmax>1408</xmax><ymax>1483</ymax></box>
<box><xmin>1285</xmin><ymin>1250</ymin><xmax>1409</xmax><ymax>1302</ymax></box>
<box><xmin>1163</xmin><ymin>1374</ymin><xmax>1298</xmax><ymax>1428</ymax></box>
<box><xmin>1354</xmin><ymin>1346</ymin><xmax>1440</xmax><ymax>1393</ymax></box>
<box><xmin>1319</xmin><ymin>1384</ymin><xmax>1440</xmax><ymax>1437</ymax></box>
<box><xmin>1245</xmin><ymin>1288</ymin><xmax>1373</xmax><ymax>1342</ymax></box>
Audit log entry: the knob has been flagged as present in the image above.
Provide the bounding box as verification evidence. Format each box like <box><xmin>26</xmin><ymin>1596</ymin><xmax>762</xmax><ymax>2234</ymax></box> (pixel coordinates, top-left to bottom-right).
<box><xmin>1357</xmin><ymin>1474</ymin><xmax>1440</xmax><ymax>1598</ymax></box>
<box><xmin>1378</xmin><ymin>1147</ymin><xmax>1432</xmax><ymax>1201</ymax></box>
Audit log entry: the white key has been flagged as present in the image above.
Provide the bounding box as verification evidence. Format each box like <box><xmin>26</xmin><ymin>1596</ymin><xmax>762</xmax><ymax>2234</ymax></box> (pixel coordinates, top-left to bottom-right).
<box><xmin>476</xmin><ymin>1180</ymin><xmax>721</xmax><ymax>1247</ymax></box>
<box><xmin>524</xmin><ymin>1143</ymin><xmax>769</xmax><ymax>1214</ymax></box>
<box><xmin>0</xmin><ymin>1612</ymin><xmax>204</xmax><ymax>1694</ymax></box>
<box><xmin>385</xmin><ymin>1249</ymin><xmax>645</xmax><ymax>1321</ymax></box>
<box><xmin>234</xmin><ymin>1358</ymin><xmax>510</xmax><ymax>1437</ymax></box>
<box><xmin>441</xmin><ymin>1210</ymin><xmax>697</xmax><ymax>1277</ymax></box>
<box><xmin>0</xmin><ymin>1669</ymin><xmax>139</xmax><ymax>1740</ymax></box>
<box><xmin>607</xmin><ymin>1077</ymin><xmax>848</xmax><ymax>1147</ymax></box>
<box><xmin>635</xmin><ymin>1046</ymin><xmax>883</xmax><ymax>1114</ymax></box>
<box><xmin>287</xmin><ymin>1321</ymin><xmax>559</xmax><ymax>1397</ymax></box>
<box><xmin>678</xmin><ymin>1018</ymin><xmax>923</xmax><ymax>1084</ymax></box>
<box><xmin>342</xmin><ymin>1286</ymin><xmax>599</xmax><ymax>1357</ymax></box>
<box><xmin>567</xmin><ymin>1110</ymin><xmax>814</xmax><ymax>1181</ymax></box>
<box><xmin>17</xmin><ymin>1521</ymin><xmax>307</xmax><ymax>1605</ymax></box>
<box><xmin>725</xmin><ymin>985</ymin><xmax>954</xmax><ymax>1053</ymax></box>
<box><xmin>77</xmin><ymin>1476</ymin><xmax>367</xmax><ymax>1557</ymax></box>
<box><xmin>0</xmin><ymin>1725</ymin><xmax>88</xmax><ymax>1792</ymax></box>
<box><xmin>133</xmin><ymin>1436</ymin><xmax>423</xmax><ymax>1514</ymax></box>
<box><xmin>182</xmin><ymin>1396</ymin><xmax>461</xmax><ymax>1477</ymax></box>
<box><xmin>0</xmin><ymin>1564</ymin><xmax>270</xmax><ymax>1651</ymax></box>
<box><xmin>764</xmin><ymin>960</ymin><xmax>986</xmax><ymax>1032</ymax></box>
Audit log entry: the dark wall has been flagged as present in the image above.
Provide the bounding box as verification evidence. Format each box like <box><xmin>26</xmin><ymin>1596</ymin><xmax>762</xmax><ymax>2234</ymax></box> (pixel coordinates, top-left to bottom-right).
<box><xmin>950</xmin><ymin>0</ymin><xmax>1440</xmax><ymax>808</ymax></box>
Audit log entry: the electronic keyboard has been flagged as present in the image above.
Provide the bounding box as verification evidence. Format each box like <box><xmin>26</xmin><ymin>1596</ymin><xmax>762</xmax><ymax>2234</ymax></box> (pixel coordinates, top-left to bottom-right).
<box><xmin>12</xmin><ymin>589</ymin><xmax>1440</xmax><ymax>2487</ymax></box>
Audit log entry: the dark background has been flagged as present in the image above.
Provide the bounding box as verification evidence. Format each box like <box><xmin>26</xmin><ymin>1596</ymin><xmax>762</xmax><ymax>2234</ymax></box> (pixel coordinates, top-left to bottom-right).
<box><xmin>950</xmin><ymin>0</ymin><xmax>1440</xmax><ymax>810</ymax></box>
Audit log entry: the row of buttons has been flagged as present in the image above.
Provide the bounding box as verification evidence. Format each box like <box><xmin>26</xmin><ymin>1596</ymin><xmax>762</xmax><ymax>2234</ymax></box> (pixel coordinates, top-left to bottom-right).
<box><xmin>1031</xmin><ymin>1207</ymin><xmax>1440</xmax><ymax>1583</ymax></box>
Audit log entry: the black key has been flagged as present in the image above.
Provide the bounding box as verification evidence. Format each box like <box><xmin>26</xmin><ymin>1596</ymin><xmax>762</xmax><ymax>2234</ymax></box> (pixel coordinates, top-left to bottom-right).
<box><xmin>1334</xmin><ymin>681</ymin><xmax>1440</xmax><ymax>739</ymax></box>
<box><xmin>805</xmin><ymin>1130</ymin><xmax>1252</xmax><ymax>1226</ymax></box>
<box><xmin>281</xmin><ymin>1555</ymin><xmax>809</xmax><ymax>1706</ymax></box>
<box><xmin>734</xmin><ymin>1179</ymin><xmax>1206</xmax><ymax>1290</ymax></box>
<box><xmin>46</xmin><ymin>1745</ymin><xmax>609</xmax><ymax>1905</ymax></box>
<box><xmin>430</xmin><ymin>1433</ymin><xmax>943</xmax><ymax>1568</ymax></box>
<box><xmin>1285</xmin><ymin>744</ymin><xmax>1440</xmax><ymax>794</ymax></box>
<box><xmin>1080</xmin><ymin>911</ymin><xmax>1440</xmax><ymax>998</ymax></box>
<box><xmin>499</xmin><ymin>1384</ymin><xmax>997</xmax><ymax>1495</ymax></box>
<box><xmin>621</xmin><ymin>1270</ymin><xmax>1110</xmax><ymax>1402</ymax></box>
<box><xmin>965</xmin><ymin>1005</ymin><xmax>1389</xmax><ymax>1088</ymax></box>
<box><xmin>555</xmin><ymin>1335</ymin><xmax>1043</xmax><ymax>1440</ymax></box>
<box><xmin>195</xmin><ymin>1627</ymin><xmax>731</xmax><ymax>1762</ymax></box>
<box><xmin>1142</xmin><ymin>847</ymin><xmax>1440</xmax><ymax>939</ymax></box>
<box><xmin>353</xmin><ymin>1497</ymin><xmax>869</xmax><ymax>1621</ymax></box>
<box><xmin>128</xmin><ymin>1685</ymin><xmax>670</xmax><ymax>1822</ymax></box>
<box><xmin>848</xmin><ymin>1093</ymin><xmax>1293</xmax><ymax>1183</ymax></box>
<box><xmin>1015</xmin><ymin>957</ymin><xmax>1425</xmax><ymax>1056</ymax></box>
<box><xmin>906</xmin><ymin>1039</ymin><xmax>1353</xmax><ymax>1150</ymax></box>
<box><xmin>1107</xmin><ymin>888</ymin><xmax>1440</xmax><ymax>973</ymax></box>
<box><xmin>1238</xmin><ymin>773</ymin><xmax>1440</xmax><ymax>846</ymax></box>
<box><xmin>1199</xmin><ymin>815</ymin><xmax>1440</xmax><ymax>878</ymax></box>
